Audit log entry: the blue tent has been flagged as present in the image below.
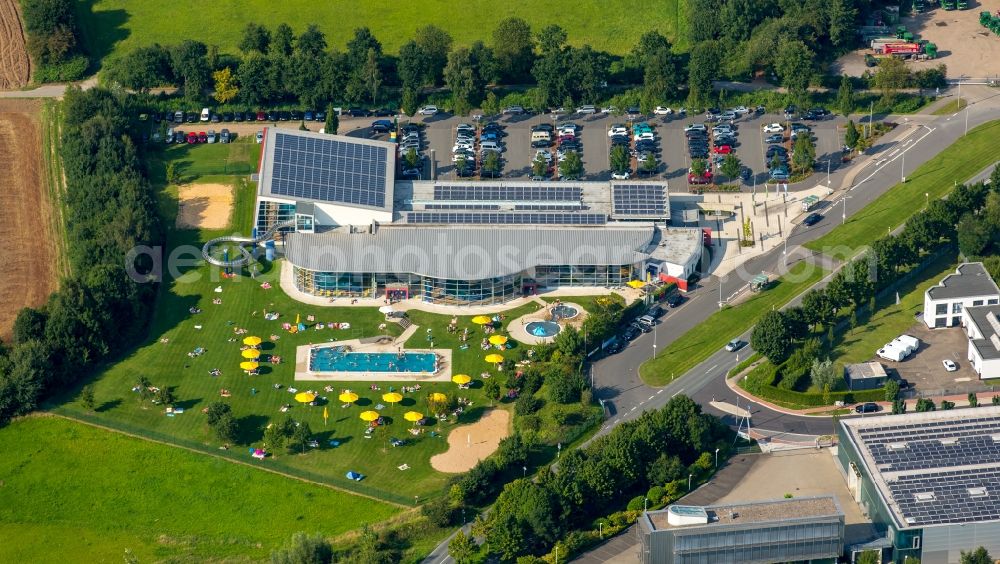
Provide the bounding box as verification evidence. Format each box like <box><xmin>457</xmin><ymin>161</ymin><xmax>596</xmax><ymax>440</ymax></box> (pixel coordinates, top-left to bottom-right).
<box><xmin>346</xmin><ymin>471</ymin><xmax>364</xmax><ymax>481</ymax></box>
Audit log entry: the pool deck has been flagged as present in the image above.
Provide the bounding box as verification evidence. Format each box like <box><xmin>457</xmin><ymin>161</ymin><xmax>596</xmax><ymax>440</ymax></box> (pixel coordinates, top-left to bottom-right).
<box><xmin>294</xmin><ymin>340</ymin><xmax>453</xmax><ymax>382</ymax></box>
<box><xmin>508</xmin><ymin>301</ymin><xmax>587</xmax><ymax>345</ymax></box>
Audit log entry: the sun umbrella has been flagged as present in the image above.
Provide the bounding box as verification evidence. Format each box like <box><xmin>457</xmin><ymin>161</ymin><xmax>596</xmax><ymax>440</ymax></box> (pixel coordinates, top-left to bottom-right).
<box><xmin>295</xmin><ymin>392</ymin><xmax>317</xmax><ymax>403</ymax></box>
<box><xmin>404</xmin><ymin>411</ymin><xmax>424</xmax><ymax>423</ymax></box>
<box><xmin>452</xmin><ymin>374</ymin><xmax>472</xmax><ymax>385</ymax></box>
<box><xmin>338</xmin><ymin>391</ymin><xmax>359</xmax><ymax>404</ymax></box>
<box><xmin>382</xmin><ymin>392</ymin><xmax>403</xmax><ymax>405</ymax></box>
<box><xmin>241</xmin><ymin>349</ymin><xmax>261</xmax><ymax>359</ymax></box>
<box><xmin>488</xmin><ymin>335</ymin><xmax>508</xmax><ymax>346</ymax></box>
<box><xmin>627</xmin><ymin>279</ymin><xmax>646</xmax><ymax>289</ymax></box>
<box><xmin>429</xmin><ymin>392</ymin><xmax>447</xmax><ymax>403</ymax></box>
<box><xmin>471</xmin><ymin>315</ymin><xmax>492</xmax><ymax>325</ymax></box>
<box><xmin>243</xmin><ymin>336</ymin><xmax>262</xmax><ymax>347</ymax></box>
<box><xmin>360</xmin><ymin>410</ymin><xmax>380</xmax><ymax>422</ymax></box>
<box><xmin>484</xmin><ymin>353</ymin><xmax>504</xmax><ymax>364</ymax></box>
<box><xmin>378</xmin><ymin>305</ymin><xmax>394</xmax><ymax>314</ymax></box>
<box><xmin>240</xmin><ymin>361</ymin><xmax>259</xmax><ymax>371</ymax></box>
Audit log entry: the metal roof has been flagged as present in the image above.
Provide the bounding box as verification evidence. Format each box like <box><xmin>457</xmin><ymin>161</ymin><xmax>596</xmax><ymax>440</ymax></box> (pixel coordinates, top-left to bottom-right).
<box><xmin>285</xmin><ymin>223</ymin><xmax>656</xmax><ymax>280</ymax></box>
<box><xmin>926</xmin><ymin>262</ymin><xmax>1000</xmax><ymax>301</ymax></box>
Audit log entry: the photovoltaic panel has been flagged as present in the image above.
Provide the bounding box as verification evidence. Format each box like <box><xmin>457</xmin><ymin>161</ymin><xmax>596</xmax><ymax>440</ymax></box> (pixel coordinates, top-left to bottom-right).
<box><xmin>404</xmin><ymin>212</ymin><xmax>606</xmax><ymax>225</ymax></box>
<box><xmin>434</xmin><ymin>185</ymin><xmax>582</xmax><ymax>202</ymax></box>
<box><xmin>612</xmin><ymin>184</ymin><xmax>668</xmax><ymax>216</ymax></box>
<box><xmin>269</xmin><ymin>132</ymin><xmax>389</xmax><ymax>208</ymax></box>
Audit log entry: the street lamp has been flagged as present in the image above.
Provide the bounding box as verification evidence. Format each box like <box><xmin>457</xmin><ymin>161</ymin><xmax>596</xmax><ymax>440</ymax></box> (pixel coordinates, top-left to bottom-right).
<box><xmin>688</xmin><ymin>473</ymin><xmax>694</xmax><ymax>490</ymax></box>
<box><xmin>925</xmin><ymin>192</ymin><xmax>929</xmax><ymax>210</ymax></box>
<box><xmin>644</xmin><ymin>497</ymin><xmax>649</xmax><ymax>512</ymax></box>
<box><xmin>715</xmin><ymin>448</ymin><xmax>720</xmax><ymax>469</ymax></box>
<box><xmin>826</xmin><ymin>159</ymin><xmax>831</xmax><ymax>187</ymax></box>
<box><xmin>842</xmin><ymin>197</ymin><xmax>848</xmax><ymax>225</ymax></box>
<box><xmin>902</xmin><ymin>153</ymin><xmax>906</xmax><ymax>183</ymax></box>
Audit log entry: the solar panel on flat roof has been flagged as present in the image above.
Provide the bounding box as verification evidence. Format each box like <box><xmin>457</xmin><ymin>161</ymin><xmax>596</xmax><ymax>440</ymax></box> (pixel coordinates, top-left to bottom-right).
<box><xmin>433</xmin><ymin>185</ymin><xmax>583</xmax><ymax>202</ymax></box>
<box><xmin>269</xmin><ymin>132</ymin><xmax>389</xmax><ymax>208</ymax></box>
<box><xmin>404</xmin><ymin>212</ymin><xmax>606</xmax><ymax>225</ymax></box>
<box><xmin>612</xmin><ymin>184</ymin><xmax>668</xmax><ymax>216</ymax></box>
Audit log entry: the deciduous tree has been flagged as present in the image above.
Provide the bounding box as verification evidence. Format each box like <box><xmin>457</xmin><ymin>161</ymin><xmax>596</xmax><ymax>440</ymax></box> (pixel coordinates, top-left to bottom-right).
<box><xmin>837</xmin><ymin>75</ymin><xmax>855</xmax><ymax>116</ymax></box>
<box><xmin>212</xmin><ymin>67</ymin><xmax>239</xmax><ymax>104</ymax></box>
<box><xmin>414</xmin><ymin>25</ymin><xmax>453</xmax><ymax>86</ymax></box>
<box><xmin>751</xmin><ymin>310</ymin><xmax>793</xmax><ymax>363</ymax></box>
<box><xmin>492</xmin><ymin>17</ymin><xmax>534</xmax><ymax>82</ymax></box>
<box><xmin>238</xmin><ymin>23</ymin><xmax>271</xmax><ymax>54</ymax></box>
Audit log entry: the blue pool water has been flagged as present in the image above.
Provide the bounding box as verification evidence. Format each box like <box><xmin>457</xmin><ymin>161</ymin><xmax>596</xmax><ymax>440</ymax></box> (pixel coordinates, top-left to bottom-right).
<box><xmin>526</xmin><ymin>321</ymin><xmax>561</xmax><ymax>338</ymax></box>
<box><xmin>310</xmin><ymin>347</ymin><xmax>437</xmax><ymax>373</ymax></box>
<box><xmin>551</xmin><ymin>304</ymin><xmax>579</xmax><ymax>321</ymax></box>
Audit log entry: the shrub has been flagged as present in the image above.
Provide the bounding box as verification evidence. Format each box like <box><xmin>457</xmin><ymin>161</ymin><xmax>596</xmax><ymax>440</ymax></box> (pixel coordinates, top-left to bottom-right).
<box><xmin>626</xmin><ymin>495</ymin><xmax>646</xmax><ymax>511</ymax></box>
<box><xmin>547</xmin><ymin>370</ymin><xmax>585</xmax><ymax>404</ymax></box>
<box><xmin>515</xmin><ymin>395</ymin><xmax>541</xmax><ymax>416</ymax></box>
<box><xmin>646</xmin><ymin>486</ymin><xmax>666</xmax><ymax>505</ymax></box>
<box><xmin>421</xmin><ymin>496</ymin><xmax>458</xmax><ymax>527</ymax></box>
<box><xmin>940</xmin><ymin>400</ymin><xmax>955</xmax><ymax>410</ymax></box>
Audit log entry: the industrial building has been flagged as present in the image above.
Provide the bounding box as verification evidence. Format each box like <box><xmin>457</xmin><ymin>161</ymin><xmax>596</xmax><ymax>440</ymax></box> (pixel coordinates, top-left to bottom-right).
<box><xmin>844</xmin><ymin>362</ymin><xmax>889</xmax><ymax>391</ymax></box>
<box><xmin>637</xmin><ymin>497</ymin><xmax>845</xmax><ymax>564</ymax></box>
<box><xmin>837</xmin><ymin>406</ymin><xmax>1000</xmax><ymax>563</ymax></box>
<box><xmin>922</xmin><ymin>262</ymin><xmax>1000</xmax><ymax>329</ymax></box>
<box><xmin>962</xmin><ymin>305</ymin><xmax>1000</xmax><ymax>380</ymax></box>
<box><xmin>252</xmin><ymin>128</ymin><xmax>704</xmax><ymax>305</ymax></box>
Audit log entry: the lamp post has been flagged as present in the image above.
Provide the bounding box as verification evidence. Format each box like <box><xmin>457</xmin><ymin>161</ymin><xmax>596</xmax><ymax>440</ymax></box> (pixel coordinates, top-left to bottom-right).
<box><xmin>715</xmin><ymin>448</ymin><xmax>720</xmax><ymax>469</ymax></box>
<box><xmin>842</xmin><ymin>197</ymin><xmax>848</xmax><ymax>225</ymax></box>
<box><xmin>902</xmin><ymin>152</ymin><xmax>906</xmax><ymax>183</ymax></box>
<box><xmin>644</xmin><ymin>497</ymin><xmax>649</xmax><ymax>512</ymax></box>
<box><xmin>688</xmin><ymin>473</ymin><xmax>694</xmax><ymax>490</ymax></box>
<box><xmin>826</xmin><ymin>159</ymin><xmax>831</xmax><ymax>187</ymax></box>
<box><xmin>925</xmin><ymin>192</ymin><xmax>929</xmax><ymax>210</ymax></box>
<box><xmin>599</xmin><ymin>522</ymin><xmax>603</xmax><ymax>538</ymax></box>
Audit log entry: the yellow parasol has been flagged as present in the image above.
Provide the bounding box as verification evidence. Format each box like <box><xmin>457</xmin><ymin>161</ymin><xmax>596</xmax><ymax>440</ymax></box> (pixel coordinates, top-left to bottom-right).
<box><xmin>382</xmin><ymin>392</ymin><xmax>403</xmax><ymax>405</ymax></box>
<box><xmin>338</xmin><ymin>391</ymin><xmax>359</xmax><ymax>404</ymax></box>
<box><xmin>471</xmin><ymin>315</ymin><xmax>492</xmax><ymax>325</ymax></box>
<box><xmin>294</xmin><ymin>392</ymin><xmax>317</xmax><ymax>403</ymax></box>
<box><xmin>359</xmin><ymin>410</ymin><xmax>380</xmax><ymax>422</ymax></box>
<box><xmin>627</xmin><ymin>279</ymin><xmax>646</xmax><ymax>289</ymax></box>
<box><xmin>242</xmin><ymin>336</ymin><xmax>262</xmax><ymax>347</ymax></box>
<box><xmin>452</xmin><ymin>374</ymin><xmax>472</xmax><ymax>385</ymax></box>
<box><xmin>241</xmin><ymin>349</ymin><xmax>261</xmax><ymax>359</ymax></box>
<box><xmin>239</xmin><ymin>361</ymin><xmax>259</xmax><ymax>371</ymax></box>
<box><xmin>488</xmin><ymin>335</ymin><xmax>508</xmax><ymax>346</ymax></box>
<box><xmin>429</xmin><ymin>392</ymin><xmax>447</xmax><ymax>403</ymax></box>
<box><xmin>484</xmin><ymin>353</ymin><xmax>504</xmax><ymax>364</ymax></box>
<box><xmin>404</xmin><ymin>411</ymin><xmax>424</xmax><ymax>423</ymax></box>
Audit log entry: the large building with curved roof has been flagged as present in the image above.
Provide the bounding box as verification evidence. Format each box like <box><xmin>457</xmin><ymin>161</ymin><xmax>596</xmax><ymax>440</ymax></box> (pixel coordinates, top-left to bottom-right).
<box><xmin>253</xmin><ymin>128</ymin><xmax>703</xmax><ymax>305</ymax></box>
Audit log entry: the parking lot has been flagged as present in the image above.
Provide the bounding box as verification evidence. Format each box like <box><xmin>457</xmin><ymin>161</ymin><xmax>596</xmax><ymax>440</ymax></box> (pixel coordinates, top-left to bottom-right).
<box><xmin>887</xmin><ymin>323</ymin><xmax>995</xmax><ymax>396</ymax></box>
<box><xmin>335</xmin><ymin>109</ymin><xmax>846</xmax><ymax>186</ymax></box>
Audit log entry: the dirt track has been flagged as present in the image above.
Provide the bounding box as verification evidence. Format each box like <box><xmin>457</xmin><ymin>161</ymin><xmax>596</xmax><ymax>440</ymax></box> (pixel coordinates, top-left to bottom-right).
<box><xmin>0</xmin><ymin>100</ymin><xmax>57</xmax><ymax>339</ymax></box>
<box><xmin>0</xmin><ymin>0</ymin><xmax>29</xmax><ymax>89</ymax></box>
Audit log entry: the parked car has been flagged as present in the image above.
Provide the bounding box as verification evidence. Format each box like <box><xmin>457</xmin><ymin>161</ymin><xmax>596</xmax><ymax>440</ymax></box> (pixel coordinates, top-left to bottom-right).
<box><xmin>720</xmin><ymin>111</ymin><xmax>737</xmax><ymax>121</ymax></box>
<box><xmin>762</xmin><ymin>123</ymin><xmax>785</xmax><ymax>133</ymax></box>
<box><xmin>725</xmin><ymin>339</ymin><xmax>745</xmax><ymax>352</ymax></box>
<box><xmin>185</xmin><ymin>112</ymin><xmax>198</xmax><ymax>123</ymax></box>
<box><xmin>186</xmin><ymin>132</ymin><xmax>198</xmax><ymax>144</ymax></box>
<box><xmin>290</xmin><ymin>110</ymin><xmax>303</xmax><ymax>120</ymax></box>
<box><xmin>175</xmin><ymin>131</ymin><xmax>187</xmax><ymax>144</ymax></box>
<box><xmin>206</xmin><ymin>130</ymin><xmax>217</xmax><ymax>143</ymax></box>
<box><xmin>653</xmin><ymin>106</ymin><xmax>673</xmax><ymax>115</ymax></box>
<box><xmin>803</xmin><ymin>213</ymin><xmax>823</xmax><ymax>226</ymax></box>
<box><xmin>418</xmin><ymin>106</ymin><xmax>439</xmax><ymax>116</ymax></box>
<box><xmin>576</xmin><ymin>105</ymin><xmax>598</xmax><ymax>114</ymax></box>
<box><xmin>855</xmin><ymin>402</ymin><xmax>880</xmax><ymax>414</ymax></box>
<box><xmin>942</xmin><ymin>359</ymin><xmax>958</xmax><ymax>372</ymax></box>
<box><xmin>612</xmin><ymin>170</ymin><xmax>631</xmax><ymax>180</ymax></box>
<box><xmin>198</xmin><ymin>131</ymin><xmax>208</xmax><ymax>143</ymax></box>
<box><xmin>255</xmin><ymin>131</ymin><xmax>264</xmax><ymax>143</ymax></box>
<box><xmin>625</xmin><ymin>106</ymin><xmax>643</xmax><ymax>118</ymax></box>
<box><xmin>200</xmin><ymin>108</ymin><xmax>210</xmax><ymax>122</ymax></box>
<box><xmin>666</xmin><ymin>294</ymin><xmax>685</xmax><ymax>307</ymax></box>
<box><xmin>503</xmin><ymin>105</ymin><xmax>526</xmax><ymax>115</ymax></box>
<box><xmin>732</xmin><ymin>106</ymin><xmax>750</xmax><ymax>115</ymax></box>
<box><xmin>304</xmin><ymin>110</ymin><xmax>315</xmax><ymax>121</ymax></box>
<box><xmin>371</xmin><ymin>119</ymin><xmax>392</xmax><ymax>133</ymax></box>
<box><xmin>220</xmin><ymin>129</ymin><xmax>231</xmax><ymax>143</ymax></box>
<box><xmin>765</xmin><ymin>133</ymin><xmax>784</xmax><ymax>144</ymax></box>
<box><xmin>346</xmin><ymin>107</ymin><xmax>367</xmax><ymax>117</ymax></box>
<box><xmin>315</xmin><ymin>111</ymin><xmax>327</xmax><ymax>122</ymax></box>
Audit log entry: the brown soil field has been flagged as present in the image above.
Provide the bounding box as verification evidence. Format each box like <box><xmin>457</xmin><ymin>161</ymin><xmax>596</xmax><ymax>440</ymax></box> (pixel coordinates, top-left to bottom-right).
<box><xmin>430</xmin><ymin>409</ymin><xmax>510</xmax><ymax>473</ymax></box>
<box><xmin>176</xmin><ymin>183</ymin><xmax>234</xmax><ymax>230</ymax></box>
<box><xmin>0</xmin><ymin>99</ymin><xmax>57</xmax><ymax>339</ymax></box>
<box><xmin>0</xmin><ymin>0</ymin><xmax>29</xmax><ymax>89</ymax></box>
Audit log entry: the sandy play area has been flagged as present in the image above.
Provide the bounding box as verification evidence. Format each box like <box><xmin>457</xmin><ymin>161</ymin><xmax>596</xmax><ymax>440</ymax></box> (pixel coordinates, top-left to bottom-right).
<box><xmin>176</xmin><ymin>183</ymin><xmax>233</xmax><ymax>229</ymax></box>
<box><xmin>430</xmin><ymin>409</ymin><xmax>510</xmax><ymax>473</ymax></box>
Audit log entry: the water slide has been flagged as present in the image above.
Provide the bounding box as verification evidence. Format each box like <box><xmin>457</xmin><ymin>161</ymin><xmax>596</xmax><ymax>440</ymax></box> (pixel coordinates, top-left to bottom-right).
<box><xmin>201</xmin><ymin>219</ymin><xmax>296</xmax><ymax>267</ymax></box>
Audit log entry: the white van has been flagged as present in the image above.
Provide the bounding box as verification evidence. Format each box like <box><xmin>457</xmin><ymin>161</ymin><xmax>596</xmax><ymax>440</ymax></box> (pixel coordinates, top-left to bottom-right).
<box><xmin>877</xmin><ymin>345</ymin><xmax>907</xmax><ymax>362</ymax></box>
<box><xmin>531</xmin><ymin>131</ymin><xmax>551</xmax><ymax>142</ymax></box>
<box><xmin>200</xmin><ymin>107</ymin><xmax>211</xmax><ymax>122</ymax></box>
<box><xmin>897</xmin><ymin>334</ymin><xmax>921</xmax><ymax>352</ymax></box>
<box><xmin>481</xmin><ymin>140</ymin><xmax>502</xmax><ymax>152</ymax></box>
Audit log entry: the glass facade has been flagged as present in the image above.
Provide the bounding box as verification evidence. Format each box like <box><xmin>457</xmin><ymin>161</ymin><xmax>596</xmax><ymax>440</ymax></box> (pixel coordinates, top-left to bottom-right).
<box><xmin>535</xmin><ymin>265</ymin><xmax>634</xmax><ymax>287</ymax></box>
<box><xmin>292</xmin><ymin>265</ymin><xmax>634</xmax><ymax>305</ymax></box>
<box><xmin>256</xmin><ymin>200</ymin><xmax>296</xmax><ymax>235</ymax></box>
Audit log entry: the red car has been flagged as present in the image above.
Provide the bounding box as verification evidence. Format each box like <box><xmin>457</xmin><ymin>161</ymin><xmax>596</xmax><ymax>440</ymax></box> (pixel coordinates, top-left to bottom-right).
<box><xmin>713</xmin><ymin>145</ymin><xmax>733</xmax><ymax>154</ymax></box>
<box><xmin>558</xmin><ymin>135</ymin><xmax>576</xmax><ymax>144</ymax></box>
<box><xmin>198</xmin><ymin>131</ymin><xmax>208</xmax><ymax>143</ymax></box>
<box><xmin>688</xmin><ymin>170</ymin><xmax>713</xmax><ymax>184</ymax></box>
<box><xmin>186</xmin><ymin>132</ymin><xmax>198</xmax><ymax>144</ymax></box>
<box><xmin>256</xmin><ymin>111</ymin><xmax>267</xmax><ymax>121</ymax></box>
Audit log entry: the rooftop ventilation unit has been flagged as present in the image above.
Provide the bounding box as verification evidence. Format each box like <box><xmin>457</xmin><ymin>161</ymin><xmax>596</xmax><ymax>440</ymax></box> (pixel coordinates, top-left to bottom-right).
<box><xmin>914</xmin><ymin>492</ymin><xmax>935</xmax><ymax>502</ymax></box>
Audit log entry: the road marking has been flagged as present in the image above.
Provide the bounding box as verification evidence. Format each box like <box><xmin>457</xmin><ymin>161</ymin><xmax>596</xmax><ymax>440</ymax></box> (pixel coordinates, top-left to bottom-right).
<box><xmin>707</xmin><ymin>364</ymin><xmax>718</xmax><ymax>373</ymax></box>
<box><xmin>886</xmin><ymin>148</ymin><xmax>900</xmax><ymax>158</ymax></box>
<box><xmin>648</xmin><ymin>395</ymin><xmax>654</xmax><ymax>401</ymax></box>
<box><xmin>671</xmin><ymin>388</ymin><xmax>685</xmax><ymax>397</ymax></box>
<box><xmin>851</xmin><ymin>125</ymin><xmax>935</xmax><ymax>190</ymax></box>
<box><xmin>657</xmin><ymin>389</ymin><xmax>664</xmax><ymax>394</ymax></box>
<box><xmin>630</xmin><ymin>406</ymin><xmax>637</xmax><ymax>412</ymax></box>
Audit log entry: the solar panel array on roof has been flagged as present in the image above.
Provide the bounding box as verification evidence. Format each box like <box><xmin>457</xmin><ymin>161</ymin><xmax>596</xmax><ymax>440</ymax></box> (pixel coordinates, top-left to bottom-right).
<box><xmin>888</xmin><ymin>468</ymin><xmax>1000</xmax><ymax>525</ymax></box>
<box><xmin>404</xmin><ymin>212</ymin><xmax>606</xmax><ymax>225</ymax></box>
<box><xmin>270</xmin><ymin>132</ymin><xmax>388</xmax><ymax>208</ymax></box>
<box><xmin>869</xmin><ymin>435</ymin><xmax>1000</xmax><ymax>472</ymax></box>
<box><xmin>434</xmin><ymin>185</ymin><xmax>582</xmax><ymax>202</ymax></box>
<box><xmin>612</xmin><ymin>184</ymin><xmax>668</xmax><ymax>216</ymax></box>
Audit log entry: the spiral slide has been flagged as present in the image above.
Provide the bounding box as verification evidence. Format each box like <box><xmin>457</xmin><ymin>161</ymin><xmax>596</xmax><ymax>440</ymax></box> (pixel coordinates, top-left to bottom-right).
<box><xmin>201</xmin><ymin>219</ymin><xmax>296</xmax><ymax>267</ymax></box>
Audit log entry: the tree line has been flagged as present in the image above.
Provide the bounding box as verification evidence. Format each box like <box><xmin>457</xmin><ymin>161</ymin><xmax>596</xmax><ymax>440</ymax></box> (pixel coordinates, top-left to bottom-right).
<box><xmin>751</xmin><ymin>167</ymin><xmax>1000</xmax><ymax>397</ymax></box>
<box><xmin>102</xmin><ymin>0</ymin><xmax>880</xmax><ymax>115</ymax></box>
<box><xmin>20</xmin><ymin>0</ymin><xmax>89</xmax><ymax>81</ymax></box>
<box><xmin>0</xmin><ymin>87</ymin><xmax>163</xmax><ymax>425</ymax></box>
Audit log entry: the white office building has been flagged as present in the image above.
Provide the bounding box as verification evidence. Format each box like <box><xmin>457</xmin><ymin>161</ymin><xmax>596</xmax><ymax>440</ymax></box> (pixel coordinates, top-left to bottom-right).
<box><xmin>922</xmin><ymin>263</ymin><xmax>1000</xmax><ymax>329</ymax></box>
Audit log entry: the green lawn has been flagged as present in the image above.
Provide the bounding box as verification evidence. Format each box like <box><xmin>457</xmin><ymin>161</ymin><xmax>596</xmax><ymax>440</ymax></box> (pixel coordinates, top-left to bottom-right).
<box><xmin>931</xmin><ymin>98</ymin><xmax>967</xmax><ymax>116</ymax></box>
<box><xmin>639</xmin><ymin>262</ymin><xmax>826</xmax><ymax>386</ymax></box>
<box><xmin>831</xmin><ymin>251</ymin><xmax>958</xmax><ymax>367</ymax></box>
<box><xmin>0</xmin><ymin>416</ymin><xmax>400</xmax><ymax>562</ymax></box>
<box><xmin>159</xmin><ymin>140</ymin><xmax>262</xmax><ymax>182</ymax></box>
<box><xmin>805</xmin><ymin>120</ymin><xmax>1000</xmax><ymax>256</ymax></box>
<box><xmin>76</xmin><ymin>0</ymin><xmax>687</xmax><ymax>64</ymax></box>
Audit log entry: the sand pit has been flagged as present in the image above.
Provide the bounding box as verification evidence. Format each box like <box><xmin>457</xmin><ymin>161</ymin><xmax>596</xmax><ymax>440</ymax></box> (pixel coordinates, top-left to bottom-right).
<box><xmin>176</xmin><ymin>183</ymin><xmax>233</xmax><ymax>229</ymax></box>
<box><xmin>430</xmin><ymin>409</ymin><xmax>510</xmax><ymax>473</ymax></box>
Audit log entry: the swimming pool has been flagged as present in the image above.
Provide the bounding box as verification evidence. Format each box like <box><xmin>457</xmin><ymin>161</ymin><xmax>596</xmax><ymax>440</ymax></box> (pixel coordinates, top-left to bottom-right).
<box><xmin>309</xmin><ymin>347</ymin><xmax>438</xmax><ymax>373</ymax></box>
<box><xmin>551</xmin><ymin>304</ymin><xmax>579</xmax><ymax>321</ymax></box>
<box><xmin>526</xmin><ymin>321</ymin><xmax>561</xmax><ymax>338</ymax></box>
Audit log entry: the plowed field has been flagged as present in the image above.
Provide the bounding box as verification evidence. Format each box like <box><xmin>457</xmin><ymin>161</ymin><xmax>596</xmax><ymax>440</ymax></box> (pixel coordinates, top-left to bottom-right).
<box><xmin>0</xmin><ymin>0</ymin><xmax>29</xmax><ymax>89</ymax></box>
<box><xmin>0</xmin><ymin>100</ymin><xmax>57</xmax><ymax>338</ymax></box>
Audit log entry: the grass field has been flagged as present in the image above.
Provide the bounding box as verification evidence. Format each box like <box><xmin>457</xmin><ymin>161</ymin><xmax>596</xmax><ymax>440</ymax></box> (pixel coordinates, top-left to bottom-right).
<box><xmin>805</xmin><ymin>120</ymin><xmax>1000</xmax><ymax>256</ymax></box>
<box><xmin>76</xmin><ymin>0</ymin><xmax>687</xmax><ymax>64</ymax></box>
<box><xmin>931</xmin><ymin>97</ymin><xmax>967</xmax><ymax>115</ymax></box>
<box><xmin>0</xmin><ymin>416</ymin><xmax>400</xmax><ymax>562</ymax></box>
<box><xmin>639</xmin><ymin>262</ymin><xmax>827</xmax><ymax>386</ymax></box>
